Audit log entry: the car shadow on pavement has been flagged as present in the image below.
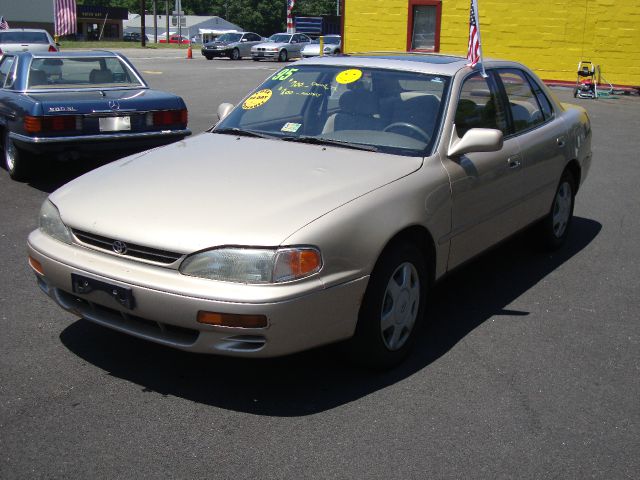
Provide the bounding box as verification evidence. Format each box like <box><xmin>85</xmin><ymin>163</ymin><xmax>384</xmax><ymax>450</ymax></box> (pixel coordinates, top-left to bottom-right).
<box><xmin>59</xmin><ymin>216</ymin><xmax>601</xmax><ymax>416</ymax></box>
<box><xmin>25</xmin><ymin>157</ymin><xmax>115</xmax><ymax>193</ymax></box>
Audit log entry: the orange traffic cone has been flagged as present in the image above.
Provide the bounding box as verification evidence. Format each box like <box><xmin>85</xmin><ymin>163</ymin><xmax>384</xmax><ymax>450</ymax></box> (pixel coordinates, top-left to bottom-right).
<box><xmin>187</xmin><ymin>45</ymin><xmax>193</xmax><ymax>59</ymax></box>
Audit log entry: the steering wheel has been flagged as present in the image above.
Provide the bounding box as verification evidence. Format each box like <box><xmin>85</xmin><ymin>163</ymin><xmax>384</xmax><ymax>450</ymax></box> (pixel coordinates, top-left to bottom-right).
<box><xmin>383</xmin><ymin>122</ymin><xmax>431</xmax><ymax>143</ymax></box>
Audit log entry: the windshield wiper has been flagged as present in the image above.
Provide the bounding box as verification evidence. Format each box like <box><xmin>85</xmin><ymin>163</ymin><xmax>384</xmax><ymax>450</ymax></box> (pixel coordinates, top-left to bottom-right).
<box><xmin>282</xmin><ymin>135</ymin><xmax>379</xmax><ymax>152</ymax></box>
<box><xmin>213</xmin><ymin>128</ymin><xmax>276</xmax><ymax>139</ymax></box>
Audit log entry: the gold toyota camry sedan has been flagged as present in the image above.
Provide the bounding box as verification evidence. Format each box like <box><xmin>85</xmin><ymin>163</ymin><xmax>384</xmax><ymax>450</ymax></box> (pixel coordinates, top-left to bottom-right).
<box><xmin>27</xmin><ymin>54</ymin><xmax>592</xmax><ymax>368</ymax></box>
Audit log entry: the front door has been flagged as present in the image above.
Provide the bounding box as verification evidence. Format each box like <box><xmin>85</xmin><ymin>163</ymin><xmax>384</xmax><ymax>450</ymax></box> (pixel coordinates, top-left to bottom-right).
<box><xmin>443</xmin><ymin>71</ymin><xmax>525</xmax><ymax>269</ymax></box>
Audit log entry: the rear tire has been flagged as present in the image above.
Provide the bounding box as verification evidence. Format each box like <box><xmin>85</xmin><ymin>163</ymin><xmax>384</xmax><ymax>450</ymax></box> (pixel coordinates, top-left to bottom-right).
<box><xmin>278</xmin><ymin>49</ymin><xmax>288</xmax><ymax>62</ymax></box>
<box><xmin>3</xmin><ymin>130</ymin><xmax>33</xmax><ymax>181</ymax></box>
<box><xmin>349</xmin><ymin>241</ymin><xmax>427</xmax><ymax>369</ymax></box>
<box><xmin>205</xmin><ymin>55</ymin><xmax>213</xmax><ymax>60</ymax></box>
<box><xmin>539</xmin><ymin>169</ymin><xmax>576</xmax><ymax>250</ymax></box>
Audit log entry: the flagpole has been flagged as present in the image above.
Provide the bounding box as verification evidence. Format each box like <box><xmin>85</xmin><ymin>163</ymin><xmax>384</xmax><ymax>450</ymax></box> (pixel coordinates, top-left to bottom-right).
<box><xmin>473</xmin><ymin>0</ymin><xmax>487</xmax><ymax>78</ymax></box>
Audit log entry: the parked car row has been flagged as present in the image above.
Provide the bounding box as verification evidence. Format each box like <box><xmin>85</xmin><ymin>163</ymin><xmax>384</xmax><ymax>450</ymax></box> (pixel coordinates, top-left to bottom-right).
<box><xmin>201</xmin><ymin>32</ymin><xmax>342</xmax><ymax>61</ymax></box>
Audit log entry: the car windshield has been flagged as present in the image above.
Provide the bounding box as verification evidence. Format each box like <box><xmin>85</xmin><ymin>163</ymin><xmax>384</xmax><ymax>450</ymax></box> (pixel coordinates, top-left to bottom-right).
<box><xmin>0</xmin><ymin>32</ymin><xmax>49</xmax><ymax>44</ymax></box>
<box><xmin>27</xmin><ymin>56</ymin><xmax>144</xmax><ymax>90</ymax></box>
<box><xmin>218</xmin><ymin>33</ymin><xmax>242</xmax><ymax>42</ymax></box>
<box><xmin>215</xmin><ymin>65</ymin><xmax>450</xmax><ymax>156</ymax></box>
<box><xmin>269</xmin><ymin>34</ymin><xmax>291</xmax><ymax>43</ymax></box>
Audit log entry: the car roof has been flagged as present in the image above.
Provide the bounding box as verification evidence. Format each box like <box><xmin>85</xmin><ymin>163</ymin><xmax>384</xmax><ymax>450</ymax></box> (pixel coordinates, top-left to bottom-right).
<box><xmin>15</xmin><ymin>50</ymin><xmax>122</xmax><ymax>59</ymax></box>
<box><xmin>298</xmin><ymin>52</ymin><xmax>466</xmax><ymax>75</ymax></box>
<box><xmin>0</xmin><ymin>28</ymin><xmax>51</xmax><ymax>33</ymax></box>
<box><xmin>297</xmin><ymin>52</ymin><xmax>520</xmax><ymax>76</ymax></box>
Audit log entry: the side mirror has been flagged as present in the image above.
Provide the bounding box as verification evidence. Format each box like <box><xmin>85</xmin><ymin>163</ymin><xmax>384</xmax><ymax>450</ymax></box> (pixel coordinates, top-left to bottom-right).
<box><xmin>448</xmin><ymin>127</ymin><xmax>503</xmax><ymax>158</ymax></box>
<box><xmin>241</xmin><ymin>38</ymin><xmax>247</xmax><ymax>42</ymax></box>
<box><xmin>217</xmin><ymin>102</ymin><xmax>234</xmax><ymax>121</ymax></box>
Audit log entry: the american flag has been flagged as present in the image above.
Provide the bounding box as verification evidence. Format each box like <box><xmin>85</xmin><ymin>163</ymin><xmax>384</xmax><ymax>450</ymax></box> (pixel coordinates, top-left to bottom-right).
<box><xmin>466</xmin><ymin>0</ymin><xmax>487</xmax><ymax>76</ymax></box>
<box><xmin>286</xmin><ymin>0</ymin><xmax>296</xmax><ymax>34</ymax></box>
<box><xmin>0</xmin><ymin>16</ymin><xmax>9</xmax><ymax>30</ymax></box>
<box><xmin>54</xmin><ymin>0</ymin><xmax>77</xmax><ymax>37</ymax></box>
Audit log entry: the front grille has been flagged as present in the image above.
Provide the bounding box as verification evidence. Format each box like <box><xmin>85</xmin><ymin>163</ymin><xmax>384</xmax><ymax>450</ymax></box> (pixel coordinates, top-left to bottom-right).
<box><xmin>72</xmin><ymin>229</ymin><xmax>183</xmax><ymax>265</ymax></box>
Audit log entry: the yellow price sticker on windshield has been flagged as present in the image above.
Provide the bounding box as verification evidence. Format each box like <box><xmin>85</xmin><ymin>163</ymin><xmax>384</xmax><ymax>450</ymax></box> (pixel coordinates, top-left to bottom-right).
<box><xmin>242</xmin><ymin>89</ymin><xmax>273</xmax><ymax>110</ymax></box>
<box><xmin>336</xmin><ymin>69</ymin><xmax>363</xmax><ymax>84</ymax></box>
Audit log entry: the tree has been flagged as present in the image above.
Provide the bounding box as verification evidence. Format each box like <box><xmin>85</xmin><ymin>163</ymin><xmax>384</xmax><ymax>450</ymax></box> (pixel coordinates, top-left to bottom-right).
<box><xmin>76</xmin><ymin>0</ymin><xmax>339</xmax><ymax>33</ymax></box>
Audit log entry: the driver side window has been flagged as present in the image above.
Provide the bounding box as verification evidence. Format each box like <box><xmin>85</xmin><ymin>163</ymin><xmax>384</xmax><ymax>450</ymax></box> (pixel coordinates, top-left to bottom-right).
<box><xmin>455</xmin><ymin>72</ymin><xmax>507</xmax><ymax>138</ymax></box>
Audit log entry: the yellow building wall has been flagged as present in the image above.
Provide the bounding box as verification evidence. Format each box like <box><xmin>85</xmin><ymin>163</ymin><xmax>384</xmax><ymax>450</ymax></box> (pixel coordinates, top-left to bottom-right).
<box><xmin>344</xmin><ymin>0</ymin><xmax>640</xmax><ymax>87</ymax></box>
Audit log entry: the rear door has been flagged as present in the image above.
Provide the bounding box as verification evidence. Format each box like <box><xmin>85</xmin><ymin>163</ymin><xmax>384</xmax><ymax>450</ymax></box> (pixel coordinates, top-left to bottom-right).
<box><xmin>495</xmin><ymin>68</ymin><xmax>569</xmax><ymax>221</ymax></box>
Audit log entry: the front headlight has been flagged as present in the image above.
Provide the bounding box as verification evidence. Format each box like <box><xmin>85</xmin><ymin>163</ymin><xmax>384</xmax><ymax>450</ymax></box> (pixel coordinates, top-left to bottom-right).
<box><xmin>39</xmin><ymin>199</ymin><xmax>73</xmax><ymax>244</ymax></box>
<box><xmin>179</xmin><ymin>247</ymin><xmax>322</xmax><ymax>284</ymax></box>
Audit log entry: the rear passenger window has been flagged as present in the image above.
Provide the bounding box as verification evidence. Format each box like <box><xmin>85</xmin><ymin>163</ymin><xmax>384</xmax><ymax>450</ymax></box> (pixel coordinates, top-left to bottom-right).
<box><xmin>497</xmin><ymin>69</ymin><xmax>546</xmax><ymax>133</ymax></box>
<box><xmin>455</xmin><ymin>72</ymin><xmax>507</xmax><ymax>138</ymax></box>
<box><xmin>526</xmin><ymin>72</ymin><xmax>554</xmax><ymax>121</ymax></box>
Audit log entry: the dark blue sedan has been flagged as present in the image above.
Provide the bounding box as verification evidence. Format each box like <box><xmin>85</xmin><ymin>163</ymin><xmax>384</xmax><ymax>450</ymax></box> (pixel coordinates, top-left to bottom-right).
<box><xmin>0</xmin><ymin>51</ymin><xmax>191</xmax><ymax>181</ymax></box>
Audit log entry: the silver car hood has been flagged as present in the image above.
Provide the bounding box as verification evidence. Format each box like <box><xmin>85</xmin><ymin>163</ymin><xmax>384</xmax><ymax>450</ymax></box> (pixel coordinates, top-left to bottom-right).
<box><xmin>50</xmin><ymin>133</ymin><xmax>423</xmax><ymax>253</ymax></box>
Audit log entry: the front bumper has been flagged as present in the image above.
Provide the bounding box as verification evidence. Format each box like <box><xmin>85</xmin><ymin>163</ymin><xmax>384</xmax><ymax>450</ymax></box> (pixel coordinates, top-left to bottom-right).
<box><xmin>10</xmin><ymin>129</ymin><xmax>191</xmax><ymax>156</ymax></box>
<box><xmin>201</xmin><ymin>48</ymin><xmax>230</xmax><ymax>57</ymax></box>
<box><xmin>252</xmin><ymin>51</ymin><xmax>279</xmax><ymax>60</ymax></box>
<box><xmin>28</xmin><ymin>230</ymin><xmax>368</xmax><ymax>357</ymax></box>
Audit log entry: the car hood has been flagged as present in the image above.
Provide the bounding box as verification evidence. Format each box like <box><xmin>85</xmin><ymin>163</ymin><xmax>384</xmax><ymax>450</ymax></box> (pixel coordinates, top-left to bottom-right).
<box><xmin>25</xmin><ymin>89</ymin><xmax>183</xmax><ymax>115</ymax></box>
<box><xmin>204</xmin><ymin>40</ymin><xmax>233</xmax><ymax>47</ymax></box>
<box><xmin>50</xmin><ymin>133</ymin><xmax>423</xmax><ymax>253</ymax></box>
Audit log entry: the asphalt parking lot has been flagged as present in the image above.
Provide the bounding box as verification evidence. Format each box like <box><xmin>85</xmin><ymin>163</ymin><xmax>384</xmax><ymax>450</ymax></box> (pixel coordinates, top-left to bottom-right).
<box><xmin>1</xmin><ymin>49</ymin><xmax>639</xmax><ymax>478</ymax></box>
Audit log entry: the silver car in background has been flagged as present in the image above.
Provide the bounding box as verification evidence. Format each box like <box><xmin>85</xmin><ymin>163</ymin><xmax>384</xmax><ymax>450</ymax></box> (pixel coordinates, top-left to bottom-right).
<box><xmin>301</xmin><ymin>35</ymin><xmax>341</xmax><ymax>58</ymax></box>
<box><xmin>251</xmin><ymin>32</ymin><xmax>311</xmax><ymax>62</ymax></box>
<box><xmin>0</xmin><ymin>29</ymin><xmax>58</xmax><ymax>56</ymax></box>
<box><xmin>27</xmin><ymin>54</ymin><xmax>592</xmax><ymax>369</ymax></box>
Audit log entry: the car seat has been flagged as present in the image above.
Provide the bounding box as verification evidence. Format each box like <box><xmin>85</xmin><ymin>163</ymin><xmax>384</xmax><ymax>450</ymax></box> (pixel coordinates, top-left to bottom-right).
<box><xmin>89</xmin><ymin>69</ymin><xmax>114</xmax><ymax>84</ymax></box>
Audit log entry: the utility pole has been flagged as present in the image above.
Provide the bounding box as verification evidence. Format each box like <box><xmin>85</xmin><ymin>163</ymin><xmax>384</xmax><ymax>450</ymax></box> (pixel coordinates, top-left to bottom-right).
<box><xmin>153</xmin><ymin>0</ymin><xmax>157</xmax><ymax>43</ymax></box>
<box><xmin>140</xmin><ymin>0</ymin><xmax>146</xmax><ymax>47</ymax></box>
<box><xmin>165</xmin><ymin>0</ymin><xmax>169</xmax><ymax>43</ymax></box>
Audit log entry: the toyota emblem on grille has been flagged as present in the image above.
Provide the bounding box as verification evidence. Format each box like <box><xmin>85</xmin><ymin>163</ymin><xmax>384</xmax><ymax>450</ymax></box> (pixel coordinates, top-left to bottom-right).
<box><xmin>112</xmin><ymin>240</ymin><xmax>128</xmax><ymax>255</ymax></box>
<box><xmin>108</xmin><ymin>100</ymin><xmax>120</xmax><ymax>110</ymax></box>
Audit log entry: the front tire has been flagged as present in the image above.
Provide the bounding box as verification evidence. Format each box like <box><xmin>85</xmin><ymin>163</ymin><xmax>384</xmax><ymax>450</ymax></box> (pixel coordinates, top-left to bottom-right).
<box><xmin>350</xmin><ymin>242</ymin><xmax>427</xmax><ymax>369</ymax></box>
<box><xmin>539</xmin><ymin>170</ymin><xmax>576</xmax><ymax>250</ymax></box>
<box><xmin>3</xmin><ymin>130</ymin><xmax>32</xmax><ymax>181</ymax></box>
<box><xmin>278</xmin><ymin>49</ymin><xmax>288</xmax><ymax>62</ymax></box>
<box><xmin>230</xmin><ymin>48</ymin><xmax>240</xmax><ymax>60</ymax></box>
<box><xmin>205</xmin><ymin>55</ymin><xmax>213</xmax><ymax>60</ymax></box>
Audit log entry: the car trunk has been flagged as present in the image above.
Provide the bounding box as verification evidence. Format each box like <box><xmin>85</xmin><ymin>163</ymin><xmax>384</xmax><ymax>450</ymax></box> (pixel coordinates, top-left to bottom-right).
<box><xmin>25</xmin><ymin>89</ymin><xmax>185</xmax><ymax>136</ymax></box>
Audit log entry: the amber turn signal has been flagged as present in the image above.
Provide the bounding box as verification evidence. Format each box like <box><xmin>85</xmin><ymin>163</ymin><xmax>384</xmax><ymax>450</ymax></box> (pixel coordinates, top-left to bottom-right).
<box><xmin>28</xmin><ymin>256</ymin><xmax>44</xmax><ymax>275</ymax></box>
<box><xmin>24</xmin><ymin>116</ymin><xmax>42</xmax><ymax>133</ymax></box>
<box><xmin>197</xmin><ymin>311</ymin><xmax>268</xmax><ymax>328</ymax></box>
<box><xmin>288</xmin><ymin>249</ymin><xmax>321</xmax><ymax>277</ymax></box>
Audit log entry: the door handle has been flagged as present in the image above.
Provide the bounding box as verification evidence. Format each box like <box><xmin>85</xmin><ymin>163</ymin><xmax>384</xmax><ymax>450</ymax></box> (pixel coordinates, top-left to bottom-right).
<box><xmin>507</xmin><ymin>156</ymin><xmax>521</xmax><ymax>169</ymax></box>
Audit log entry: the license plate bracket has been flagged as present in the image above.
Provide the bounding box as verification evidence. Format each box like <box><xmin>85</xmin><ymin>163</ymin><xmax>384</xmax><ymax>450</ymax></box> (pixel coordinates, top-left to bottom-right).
<box><xmin>71</xmin><ymin>273</ymin><xmax>135</xmax><ymax>310</ymax></box>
